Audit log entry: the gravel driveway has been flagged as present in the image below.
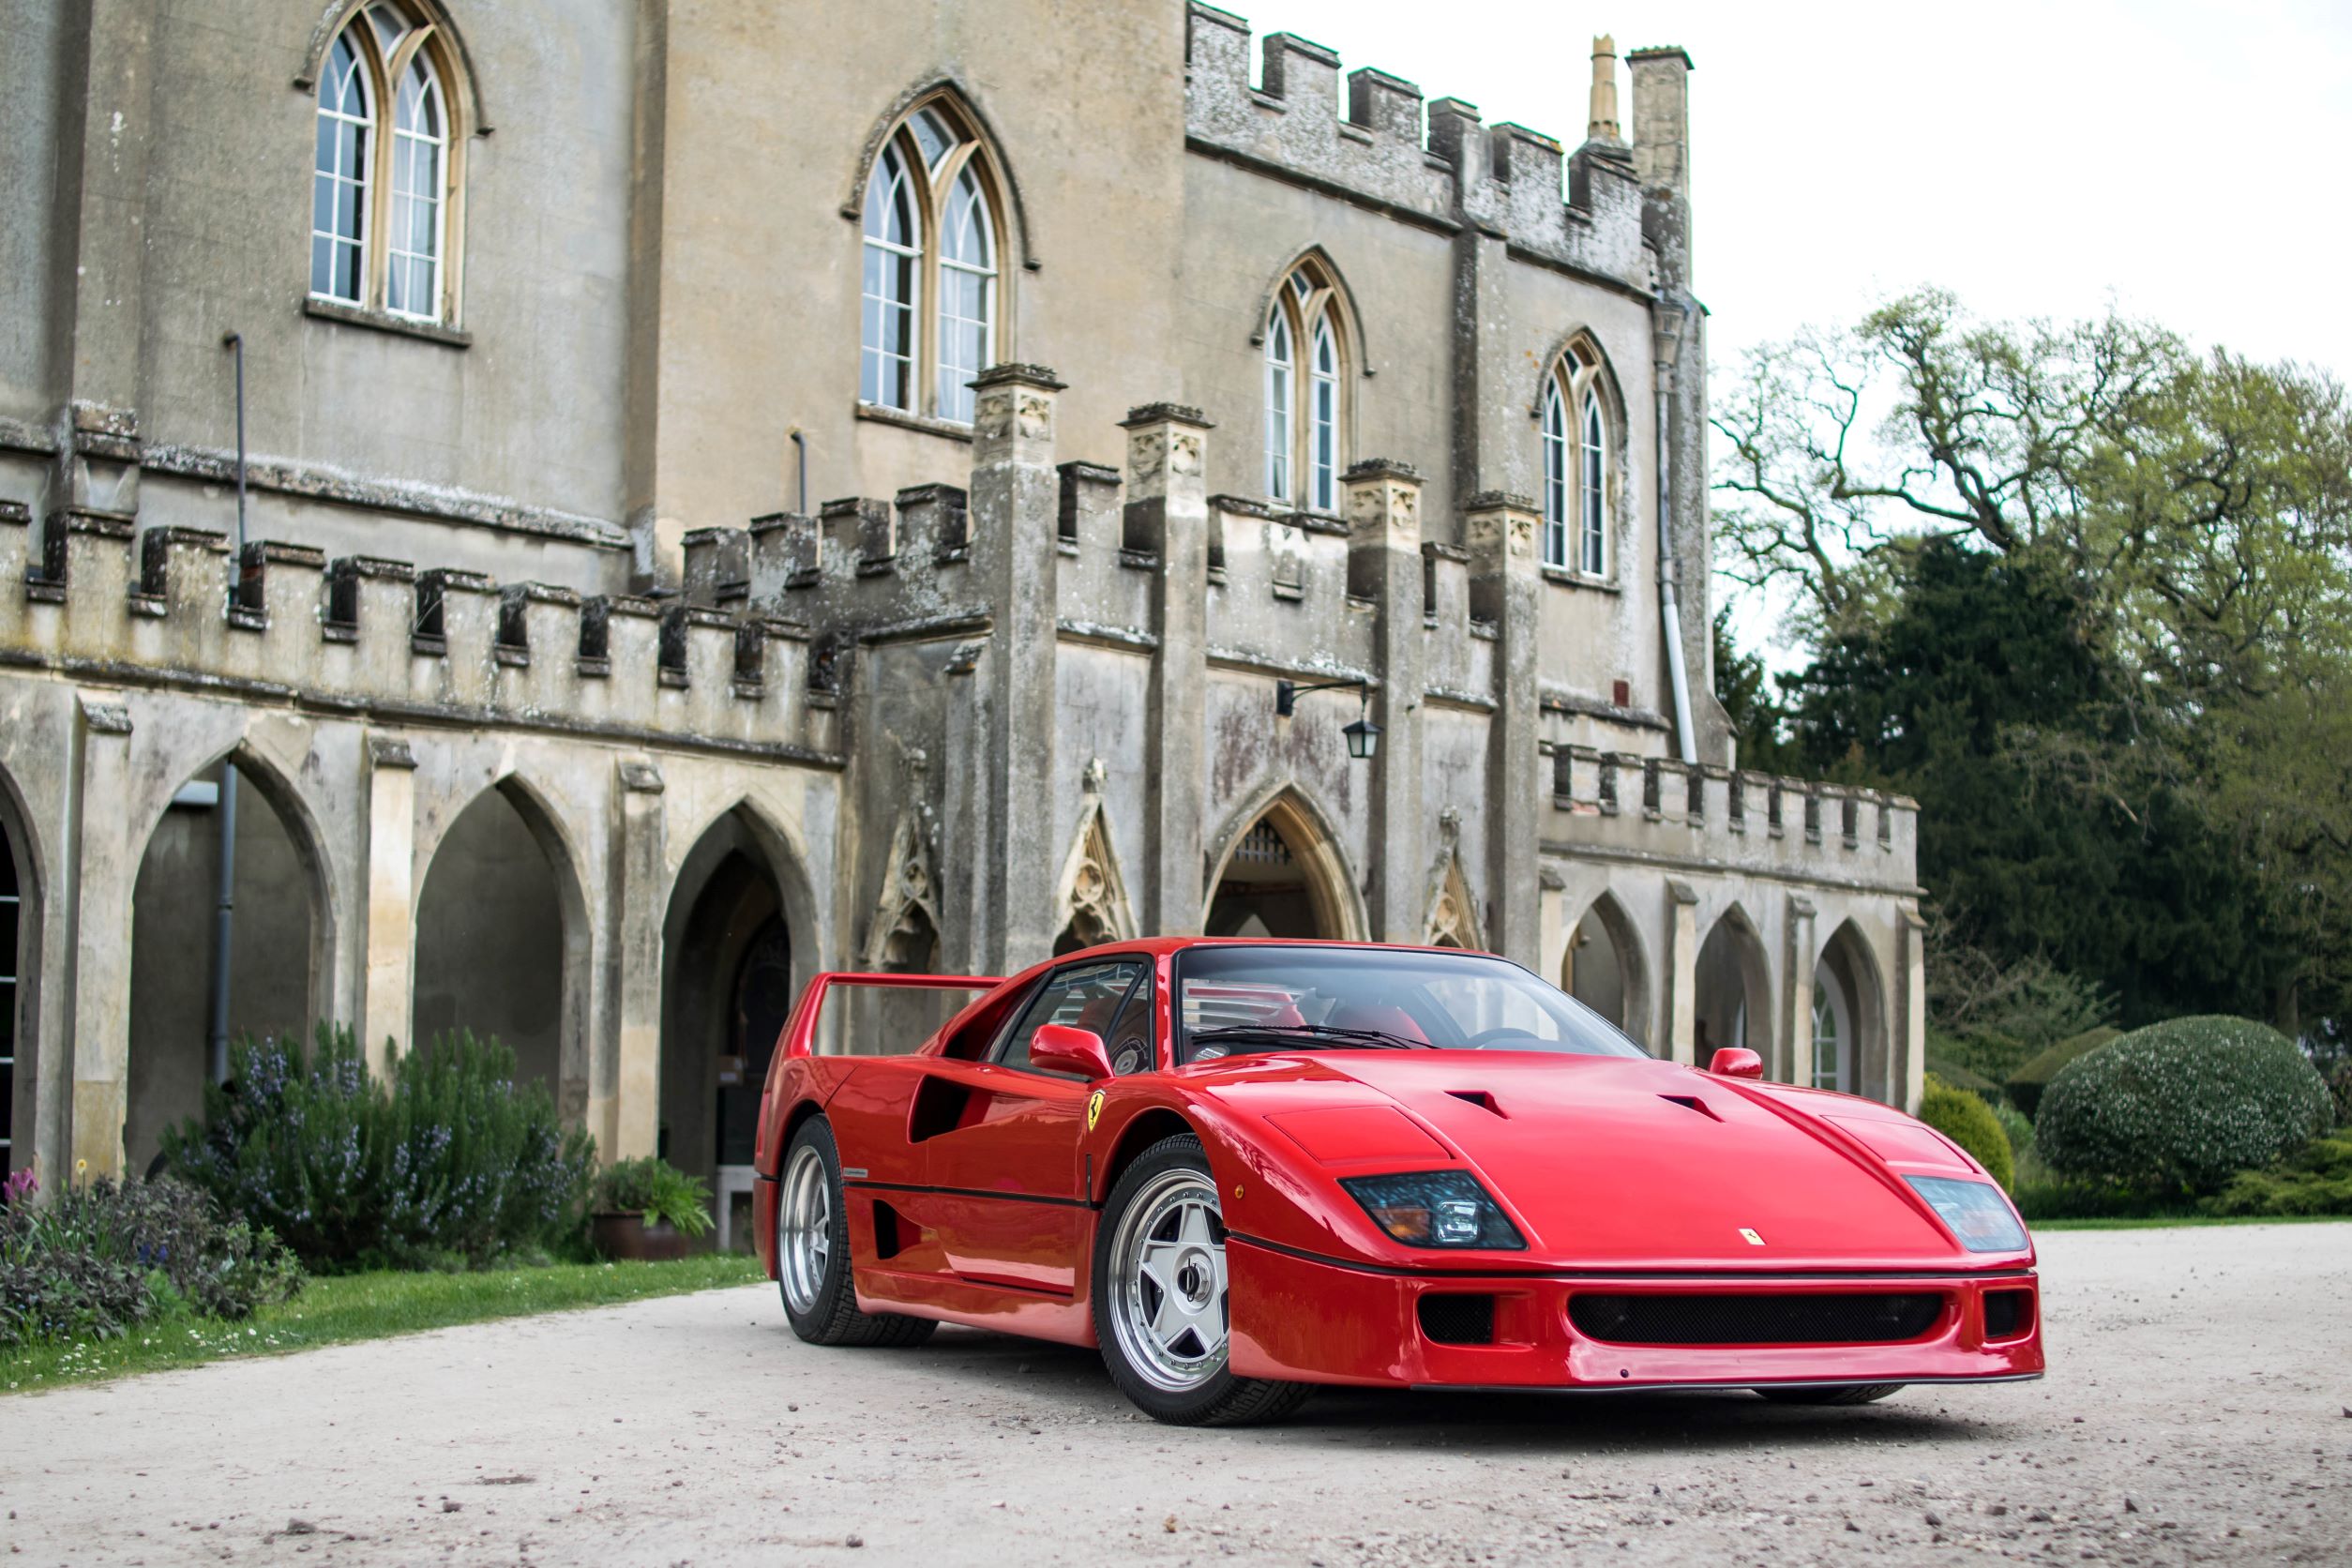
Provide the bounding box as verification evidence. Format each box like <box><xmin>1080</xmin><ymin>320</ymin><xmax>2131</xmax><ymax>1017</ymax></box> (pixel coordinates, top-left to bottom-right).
<box><xmin>5</xmin><ymin>1224</ymin><xmax>2347</xmax><ymax>1566</ymax></box>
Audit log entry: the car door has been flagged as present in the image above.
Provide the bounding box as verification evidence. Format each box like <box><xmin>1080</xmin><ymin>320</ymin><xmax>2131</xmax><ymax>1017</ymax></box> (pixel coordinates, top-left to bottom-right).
<box><xmin>921</xmin><ymin>958</ymin><xmax>1151</xmax><ymax>1296</ymax></box>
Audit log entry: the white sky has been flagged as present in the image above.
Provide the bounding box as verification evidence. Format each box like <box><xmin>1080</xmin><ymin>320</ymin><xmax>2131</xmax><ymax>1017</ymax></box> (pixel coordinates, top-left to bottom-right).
<box><xmin>1233</xmin><ymin>0</ymin><xmax>2352</xmax><ymax>661</ymax></box>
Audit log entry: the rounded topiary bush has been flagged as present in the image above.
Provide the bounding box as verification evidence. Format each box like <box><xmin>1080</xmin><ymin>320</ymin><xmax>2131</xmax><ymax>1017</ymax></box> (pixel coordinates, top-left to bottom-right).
<box><xmin>2035</xmin><ymin>1016</ymin><xmax>2332</xmax><ymax>1194</ymax></box>
<box><xmin>1918</xmin><ymin>1074</ymin><xmax>2015</xmax><ymax>1190</ymax></box>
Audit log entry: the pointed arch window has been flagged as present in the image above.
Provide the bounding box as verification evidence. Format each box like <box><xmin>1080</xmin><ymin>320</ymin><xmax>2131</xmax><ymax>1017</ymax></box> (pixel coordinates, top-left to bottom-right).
<box><xmin>859</xmin><ymin>100</ymin><xmax>1005</xmax><ymax>424</ymax></box>
<box><xmin>1262</xmin><ymin>258</ymin><xmax>1349</xmax><ymax>511</ymax></box>
<box><xmin>1540</xmin><ymin>342</ymin><xmax>1614</xmax><ymax>577</ymax></box>
<box><xmin>309</xmin><ymin>3</ymin><xmax>467</xmax><ymax>324</ymax></box>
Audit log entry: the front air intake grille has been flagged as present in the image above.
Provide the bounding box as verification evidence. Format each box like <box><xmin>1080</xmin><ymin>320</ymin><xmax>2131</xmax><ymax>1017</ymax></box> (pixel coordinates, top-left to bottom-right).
<box><xmin>1568</xmin><ymin>1291</ymin><xmax>1945</xmax><ymax>1347</ymax></box>
<box><xmin>1982</xmin><ymin>1289</ymin><xmax>2033</xmax><ymax>1340</ymax></box>
<box><xmin>1417</xmin><ymin>1293</ymin><xmax>1497</xmax><ymax>1346</ymax></box>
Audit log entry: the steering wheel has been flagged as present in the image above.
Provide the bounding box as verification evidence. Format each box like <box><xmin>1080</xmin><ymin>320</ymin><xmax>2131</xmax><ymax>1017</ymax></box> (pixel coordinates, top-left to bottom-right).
<box><xmin>1463</xmin><ymin>1026</ymin><xmax>1544</xmax><ymax>1048</ymax></box>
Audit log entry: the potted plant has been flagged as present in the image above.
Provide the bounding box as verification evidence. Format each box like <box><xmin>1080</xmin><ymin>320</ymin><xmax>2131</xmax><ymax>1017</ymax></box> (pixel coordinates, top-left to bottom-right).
<box><xmin>588</xmin><ymin>1156</ymin><xmax>715</xmax><ymax>1262</ymax></box>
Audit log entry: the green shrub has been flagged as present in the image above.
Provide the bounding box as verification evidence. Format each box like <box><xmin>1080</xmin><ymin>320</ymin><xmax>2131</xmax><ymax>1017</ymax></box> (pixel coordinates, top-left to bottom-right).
<box><xmin>0</xmin><ymin>1173</ymin><xmax>303</xmax><ymax>1349</ymax></box>
<box><xmin>1991</xmin><ymin>1099</ymin><xmax>2035</xmax><ymax>1160</ymax></box>
<box><xmin>2199</xmin><ymin>1134</ymin><xmax>2352</xmax><ymax>1217</ymax></box>
<box><xmin>588</xmin><ymin>1157</ymin><xmax>715</xmax><ymax>1239</ymax></box>
<box><xmin>2034</xmin><ymin>1016</ymin><xmax>2333</xmax><ymax>1195</ymax></box>
<box><xmin>163</xmin><ymin>1025</ymin><xmax>596</xmax><ymax>1271</ymax></box>
<box><xmin>1918</xmin><ymin>1074</ymin><xmax>2015</xmax><ymax>1190</ymax></box>
<box><xmin>2005</xmin><ymin>1026</ymin><xmax>2120</xmax><ymax>1119</ymax></box>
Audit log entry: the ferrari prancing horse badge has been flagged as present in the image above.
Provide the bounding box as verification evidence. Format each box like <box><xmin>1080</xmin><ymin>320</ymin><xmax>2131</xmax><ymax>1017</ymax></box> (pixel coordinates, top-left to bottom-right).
<box><xmin>1086</xmin><ymin>1090</ymin><xmax>1105</xmax><ymax>1132</ymax></box>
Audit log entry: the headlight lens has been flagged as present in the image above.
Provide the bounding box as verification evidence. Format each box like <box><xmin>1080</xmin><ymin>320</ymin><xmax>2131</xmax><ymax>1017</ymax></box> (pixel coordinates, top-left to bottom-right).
<box><xmin>1907</xmin><ymin>1176</ymin><xmax>2028</xmax><ymax>1253</ymax></box>
<box><xmin>1339</xmin><ymin>1170</ymin><xmax>1526</xmax><ymax>1250</ymax></box>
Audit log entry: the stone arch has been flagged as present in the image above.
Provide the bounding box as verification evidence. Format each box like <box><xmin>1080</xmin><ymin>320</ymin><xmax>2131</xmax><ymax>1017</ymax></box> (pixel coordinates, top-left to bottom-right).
<box><xmin>124</xmin><ymin>741</ymin><xmax>334</xmax><ymax>1173</ymax></box>
<box><xmin>412</xmin><ymin>774</ymin><xmax>593</xmax><ymax>1118</ymax></box>
<box><xmin>1693</xmin><ymin>901</ymin><xmax>1772</xmax><ymax>1066</ymax></box>
<box><xmin>1052</xmin><ymin>766</ymin><xmax>1137</xmax><ymax>956</ymax></box>
<box><xmin>1201</xmin><ymin>781</ymin><xmax>1368</xmax><ymax>942</ymax></box>
<box><xmin>294</xmin><ymin>0</ymin><xmax>492</xmax><ymax>135</ymax></box>
<box><xmin>1561</xmin><ymin>888</ymin><xmax>1652</xmax><ymax>1047</ymax></box>
<box><xmin>839</xmin><ymin>78</ymin><xmax>1037</xmax><ymax>271</ymax></box>
<box><xmin>1247</xmin><ymin>243</ymin><xmax>1375</xmax><ymax>378</ymax></box>
<box><xmin>1810</xmin><ymin>918</ymin><xmax>1888</xmax><ymax>1099</ymax></box>
<box><xmin>0</xmin><ymin>758</ymin><xmax>41</xmax><ymax>1173</ymax></box>
<box><xmin>658</xmin><ymin>803</ymin><xmax>798</xmax><ymax>1198</ymax></box>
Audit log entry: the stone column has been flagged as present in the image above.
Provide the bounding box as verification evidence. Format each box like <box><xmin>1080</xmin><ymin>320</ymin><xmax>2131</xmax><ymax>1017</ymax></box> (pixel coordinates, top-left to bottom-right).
<box><xmin>1123</xmin><ymin>403</ymin><xmax>1213</xmax><ymax>936</ymax></box>
<box><xmin>968</xmin><ymin>365</ymin><xmax>1064</xmax><ymax>972</ymax></box>
<box><xmin>1662</xmin><ymin>878</ymin><xmax>1699</xmax><ymax>1066</ymax></box>
<box><xmin>611</xmin><ymin>760</ymin><xmax>667</xmax><ymax>1160</ymax></box>
<box><xmin>358</xmin><ymin>734</ymin><xmax>417</xmax><ymax>1078</ymax></box>
<box><xmin>45</xmin><ymin>0</ymin><xmax>159</xmax><ymax>521</ymax></box>
<box><xmin>1894</xmin><ymin>903</ymin><xmax>1928</xmax><ymax>1114</ymax></box>
<box><xmin>68</xmin><ymin>694</ymin><xmax>138</xmax><ymax>1179</ymax></box>
<box><xmin>1780</xmin><ymin>894</ymin><xmax>1817</xmax><ymax>1085</ymax></box>
<box><xmin>1467</xmin><ymin>491</ymin><xmax>1541</xmax><ymax>965</ymax></box>
<box><xmin>1346</xmin><ymin>460</ymin><xmax>1425</xmax><ymax>941</ymax></box>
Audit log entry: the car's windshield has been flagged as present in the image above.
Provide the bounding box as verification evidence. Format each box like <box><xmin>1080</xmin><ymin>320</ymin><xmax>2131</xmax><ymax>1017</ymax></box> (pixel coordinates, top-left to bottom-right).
<box><xmin>1173</xmin><ymin>944</ymin><xmax>1648</xmax><ymax>1064</ymax></box>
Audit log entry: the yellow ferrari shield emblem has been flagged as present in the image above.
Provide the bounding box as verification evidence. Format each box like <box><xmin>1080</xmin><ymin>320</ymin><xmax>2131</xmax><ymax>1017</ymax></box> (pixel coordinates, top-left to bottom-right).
<box><xmin>1086</xmin><ymin>1090</ymin><xmax>1106</xmax><ymax>1132</ymax></box>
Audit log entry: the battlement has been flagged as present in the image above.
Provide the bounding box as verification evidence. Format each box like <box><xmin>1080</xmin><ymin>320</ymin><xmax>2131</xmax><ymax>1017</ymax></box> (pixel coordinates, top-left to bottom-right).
<box><xmin>1184</xmin><ymin>4</ymin><xmax>1663</xmax><ymax>294</ymax></box>
<box><xmin>0</xmin><ymin>499</ymin><xmax>838</xmax><ymax>764</ymax></box>
<box><xmin>1545</xmin><ymin>742</ymin><xmax>1922</xmax><ymax>885</ymax></box>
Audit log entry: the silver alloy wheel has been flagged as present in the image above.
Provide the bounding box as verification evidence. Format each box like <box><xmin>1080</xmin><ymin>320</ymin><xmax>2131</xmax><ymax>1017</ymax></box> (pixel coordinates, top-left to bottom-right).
<box><xmin>1108</xmin><ymin>1166</ymin><xmax>1229</xmax><ymax>1393</ymax></box>
<box><xmin>778</xmin><ymin>1141</ymin><xmax>832</xmax><ymax>1314</ymax></box>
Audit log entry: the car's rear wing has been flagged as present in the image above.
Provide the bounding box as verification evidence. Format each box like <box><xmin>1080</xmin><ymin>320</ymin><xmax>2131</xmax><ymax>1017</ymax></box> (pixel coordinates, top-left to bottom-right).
<box><xmin>771</xmin><ymin>971</ymin><xmax>1003</xmax><ymax>1063</ymax></box>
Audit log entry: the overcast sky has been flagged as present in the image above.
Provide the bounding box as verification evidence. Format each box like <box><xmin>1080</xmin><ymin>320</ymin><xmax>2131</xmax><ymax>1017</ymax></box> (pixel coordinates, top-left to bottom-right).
<box><xmin>1237</xmin><ymin>0</ymin><xmax>2352</xmax><ymax>656</ymax></box>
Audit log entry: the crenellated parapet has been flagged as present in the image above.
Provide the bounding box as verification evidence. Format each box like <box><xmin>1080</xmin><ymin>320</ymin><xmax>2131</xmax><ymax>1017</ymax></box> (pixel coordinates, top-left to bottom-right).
<box><xmin>0</xmin><ymin>499</ymin><xmax>837</xmax><ymax>764</ymax></box>
<box><xmin>1184</xmin><ymin>3</ymin><xmax>1658</xmax><ymax>295</ymax></box>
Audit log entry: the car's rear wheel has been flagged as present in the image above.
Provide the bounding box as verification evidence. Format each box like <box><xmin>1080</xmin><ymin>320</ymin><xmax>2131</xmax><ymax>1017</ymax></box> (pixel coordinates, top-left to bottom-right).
<box><xmin>1754</xmin><ymin>1382</ymin><xmax>1904</xmax><ymax>1406</ymax></box>
<box><xmin>776</xmin><ymin>1118</ymin><xmax>936</xmax><ymax>1349</ymax></box>
<box><xmin>1093</xmin><ymin>1134</ymin><xmax>1308</xmax><ymax>1426</ymax></box>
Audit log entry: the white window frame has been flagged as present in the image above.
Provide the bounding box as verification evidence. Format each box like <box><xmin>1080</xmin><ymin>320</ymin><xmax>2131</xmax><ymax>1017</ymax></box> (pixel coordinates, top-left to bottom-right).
<box><xmin>308</xmin><ymin>3</ymin><xmax>466</xmax><ymax>326</ymax></box>
<box><xmin>1811</xmin><ymin>974</ymin><xmax>1851</xmax><ymax>1092</ymax></box>
<box><xmin>857</xmin><ymin>98</ymin><xmax>1007</xmax><ymax>426</ymax></box>
<box><xmin>1539</xmin><ymin>343</ymin><xmax>1613</xmax><ymax>579</ymax></box>
<box><xmin>1262</xmin><ymin>263</ymin><xmax>1348</xmax><ymax>511</ymax></box>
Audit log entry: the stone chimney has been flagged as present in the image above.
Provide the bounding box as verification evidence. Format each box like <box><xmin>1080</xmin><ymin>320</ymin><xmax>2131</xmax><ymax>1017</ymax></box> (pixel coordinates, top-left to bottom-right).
<box><xmin>1627</xmin><ymin>46</ymin><xmax>1693</xmax><ymax>196</ymax></box>
<box><xmin>1587</xmin><ymin>35</ymin><xmax>1621</xmax><ymax>143</ymax></box>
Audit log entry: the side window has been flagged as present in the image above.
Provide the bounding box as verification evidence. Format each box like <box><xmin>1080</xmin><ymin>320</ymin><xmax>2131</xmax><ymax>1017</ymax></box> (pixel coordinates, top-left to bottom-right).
<box><xmin>1101</xmin><ymin>972</ymin><xmax>1156</xmax><ymax>1076</ymax></box>
<box><xmin>993</xmin><ymin>960</ymin><xmax>1147</xmax><ymax>1077</ymax></box>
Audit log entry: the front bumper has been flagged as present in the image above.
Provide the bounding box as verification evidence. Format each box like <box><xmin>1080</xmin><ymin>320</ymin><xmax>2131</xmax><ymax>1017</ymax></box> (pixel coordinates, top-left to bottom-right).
<box><xmin>1225</xmin><ymin>1234</ymin><xmax>2043</xmax><ymax>1391</ymax></box>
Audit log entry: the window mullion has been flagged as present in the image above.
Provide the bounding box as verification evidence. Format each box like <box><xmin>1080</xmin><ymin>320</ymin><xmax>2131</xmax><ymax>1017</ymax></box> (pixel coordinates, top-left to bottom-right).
<box><xmin>363</xmin><ymin>34</ymin><xmax>395</xmax><ymax>309</ymax></box>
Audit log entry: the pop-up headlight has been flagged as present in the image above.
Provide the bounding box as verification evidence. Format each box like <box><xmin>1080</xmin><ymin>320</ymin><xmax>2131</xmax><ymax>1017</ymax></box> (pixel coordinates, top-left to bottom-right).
<box><xmin>1906</xmin><ymin>1176</ymin><xmax>2028</xmax><ymax>1253</ymax></box>
<box><xmin>1339</xmin><ymin>1170</ymin><xmax>1526</xmax><ymax>1250</ymax></box>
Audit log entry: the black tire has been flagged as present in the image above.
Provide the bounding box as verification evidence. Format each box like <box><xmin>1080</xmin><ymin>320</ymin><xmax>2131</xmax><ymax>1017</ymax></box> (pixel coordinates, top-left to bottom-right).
<box><xmin>1754</xmin><ymin>1382</ymin><xmax>1904</xmax><ymax>1406</ymax></box>
<box><xmin>776</xmin><ymin>1118</ymin><xmax>937</xmax><ymax>1349</ymax></box>
<box><xmin>1091</xmin><ymin>1133</ymin><xmax>1309</xmax><ymax>1426</ymax></box>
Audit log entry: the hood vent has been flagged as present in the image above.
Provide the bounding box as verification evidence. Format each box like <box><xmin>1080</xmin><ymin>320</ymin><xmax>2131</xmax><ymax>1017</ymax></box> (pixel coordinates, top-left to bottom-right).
<box><xmin>1446</xmin><ymin>1090</ymin><xmax>1505</xmax><ymax>1118</ymax></box>
<box><xmin>1659</xmin><ymin>1093</ymin><xmax>1723</xmax><ymax>1123</ymax></box>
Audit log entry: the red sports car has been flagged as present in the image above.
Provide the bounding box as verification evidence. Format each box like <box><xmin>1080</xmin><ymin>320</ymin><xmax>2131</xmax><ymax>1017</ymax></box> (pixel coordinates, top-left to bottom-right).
<box><xmin>752</xmin><ymin>940</ymin><xmax>2043</xmax><ymax>1425</ymax></box>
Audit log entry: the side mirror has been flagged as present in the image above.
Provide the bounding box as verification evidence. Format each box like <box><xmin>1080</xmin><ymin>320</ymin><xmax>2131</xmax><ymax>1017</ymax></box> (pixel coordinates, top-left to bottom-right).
<box><xmin>1709</xmin><ymin>1047</ymin><xmax>1763</xmax><ymax>1080</ymax></box>
<box><xmin>1031</xmin><ymin>1023</ymin><xmax>1114</xmax><ymax>1080</ymax></box>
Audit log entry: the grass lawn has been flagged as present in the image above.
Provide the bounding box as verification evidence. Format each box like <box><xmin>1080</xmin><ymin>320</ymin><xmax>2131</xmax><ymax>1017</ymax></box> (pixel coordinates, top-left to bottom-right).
<box><xmin>2028</xmin><ymin>1213</ymin><xmax>2352</xmax><ymax>1231</ymax></box>
<box><xmin>1</xmin><ymin>1253</ymin><xmax>764</xmax><ymax>1394</ymax></box>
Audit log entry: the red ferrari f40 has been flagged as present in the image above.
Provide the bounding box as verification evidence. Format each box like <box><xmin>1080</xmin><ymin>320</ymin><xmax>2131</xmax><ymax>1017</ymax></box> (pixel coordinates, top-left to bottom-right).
<box><xmin>752</xmin><ymin>940</ymin><xmax>2043</xmax><ymax>1425</ymax></box>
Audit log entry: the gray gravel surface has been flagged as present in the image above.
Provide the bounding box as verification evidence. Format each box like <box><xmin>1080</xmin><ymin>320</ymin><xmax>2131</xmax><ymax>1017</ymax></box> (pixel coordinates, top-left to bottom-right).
<box><xmin>4</xmin><ymin>1224</ymin><xmax>2347</xmax><ymax>1565</ymax></box>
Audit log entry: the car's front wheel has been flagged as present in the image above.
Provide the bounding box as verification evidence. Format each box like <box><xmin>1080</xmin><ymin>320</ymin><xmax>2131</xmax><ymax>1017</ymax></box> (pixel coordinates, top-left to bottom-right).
<box><xmin>1753</xmin><ymin>1382</ymin><xmax>1904</xmax><ymax>1406</ymax></box>
<box><xmin>1092</xmin><ymin>1133</ymin><xmax>1308</xmax><ymax>1425</ymax></box>
<box><xmin>776</xmin><ymin>1118</ymin><xmax>935</xmax><ymax>1349</ymax></box>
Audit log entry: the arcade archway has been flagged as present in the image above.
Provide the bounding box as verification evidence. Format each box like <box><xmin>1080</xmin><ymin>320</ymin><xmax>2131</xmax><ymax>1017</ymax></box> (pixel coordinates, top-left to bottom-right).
<box><xmin>1204</xmin><ymin>792</ymin><xmax>1362</xmax><ymax>941</ymax></box>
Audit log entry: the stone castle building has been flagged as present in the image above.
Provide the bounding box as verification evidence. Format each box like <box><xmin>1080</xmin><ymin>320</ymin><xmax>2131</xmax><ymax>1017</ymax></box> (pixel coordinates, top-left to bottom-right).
<box><xmin>1</xmin><ymin>0</ymin><xmax>1926</xmax><ymax>1198</ymax></box>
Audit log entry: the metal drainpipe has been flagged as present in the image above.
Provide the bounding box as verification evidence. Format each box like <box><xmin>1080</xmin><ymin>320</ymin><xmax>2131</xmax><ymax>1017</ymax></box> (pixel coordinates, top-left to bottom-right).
<box><xmin>789</xmin><ymin>428</ymin><xmax>807</xmax><ymax>515</ymax></box>
<box><xmin>209</xmin><ymin>333</ymin><xmax>249</xmax><ymax>1084</ymax></box>
<box><xmin>1653</xmin><ymin>294</ymin><xmax>1699</xmax><ymax>766</ymax></box>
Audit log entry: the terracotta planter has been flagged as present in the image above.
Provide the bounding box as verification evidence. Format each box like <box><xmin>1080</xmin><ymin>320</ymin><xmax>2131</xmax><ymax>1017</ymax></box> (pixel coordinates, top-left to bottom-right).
<box><xmin>591</xmin><ymin>1210</ymin><xmax>693</xmax><ymax>1262</ymax></box>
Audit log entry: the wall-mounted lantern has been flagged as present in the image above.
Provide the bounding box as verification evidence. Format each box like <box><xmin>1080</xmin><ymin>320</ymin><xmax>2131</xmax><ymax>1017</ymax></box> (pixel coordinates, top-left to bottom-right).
<box><xmin>1274</xmin><ymin>677</ymin><xmax>1382</xmax><ymax>761</ymax></box>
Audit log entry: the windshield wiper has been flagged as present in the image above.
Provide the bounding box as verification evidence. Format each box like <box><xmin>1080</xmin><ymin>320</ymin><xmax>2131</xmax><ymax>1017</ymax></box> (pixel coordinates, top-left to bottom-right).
<box><xmin>1189</xmin><ymin>1023</ymin><xmax>1431</xmax><ymax>1051</ymax></box>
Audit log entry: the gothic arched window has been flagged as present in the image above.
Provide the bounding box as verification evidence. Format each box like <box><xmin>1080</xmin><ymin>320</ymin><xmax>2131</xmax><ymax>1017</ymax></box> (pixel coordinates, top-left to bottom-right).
<box><xmin>1540</xmin><ymin>339</ymin><xmax>1614</xmax><ymax>577</ymax></box>
<box><xmin>1262</xmin><ymin>259</ymin><xmax>1350</xmax><ymax>512</ymax></box>
<box><xmin>860</xmin><ymin>100</ymin><xmax>1005</xmax><ymax>424</ymax></box>
<box><xmin>309</xmin><ymin>3</ymin><xmax>468</xmax><ymax>324</ymax></box>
